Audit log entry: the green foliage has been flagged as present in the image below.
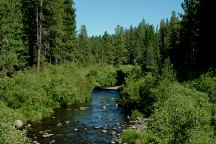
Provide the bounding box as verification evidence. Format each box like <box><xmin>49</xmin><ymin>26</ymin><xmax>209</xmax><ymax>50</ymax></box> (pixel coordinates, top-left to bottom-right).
<box><xmin>0</xmin><ymin>0</ymin><xmax>25</xmax><ymax>75</ymax></box>
<box><xmin>113</xmin><ymin>25</ymin><xmax>127</xmax><ymax>66</ymax></box>
<box><xmin>131</xmin><ymin>110</ymin><xmax>143</xmax><ymax>120</ymax></box>
<box><xmin>159</xmin><ymin>58</ymin><xmax>176</xmax><ymax>83</ymax></box>
<box><xmin>121</xmin><ymin>72</ymin><xmax>157</xmax><ymax>115</ymax></box>
<box><xmin>122</xmin><ymin>82</ymin><xmax>215</xmax><ymax>143</ymax></box>
<box><xmin>77</xmin><ymin>25</ymin><xmax>94</xmax><ymax>66</ymax></box>
<box><xmin>86</xmin><ymin>65</ymin><xmax>117</xmax><ymax>87</ymax></box>
<box><xmin>189</xmin><ymin>72</ymin><xmax>216</xmax><ymax>103</ymax></box>
<box><xmin>101</xmin><ymin>31</ymin><xmax>114</xmax><ymax>66</ymax></box>
<box><xmin>0</xmin><ymin>63</ymin><xmax>93</xmax><ymax>143</ymax></box>
<box><xmin>0</xmin><ymin>102</ymin><xmax>30</xmax><ymax>144</ymax></box>
<box><xmin>120</xmin><ymin>61</ymin><xmax>216</xmax><ymax>143</ymax></box>
<box><xmin>122</xmin><ymin>129</ymin><xmax>142</xmax><ymax>144</ymax></box>
<box><xmin>142</xmin><ymin>83</ymin><xmax>215</xmax><ymax>143</ymax></box>
<box><xmin>1</xmin><ymin>63</ymin><xmax>93</xmax><ymax>120</ymax></box>
<box><xmin>0</xmin><ymin>123</ymin><xmax>30</xmax><ymax>144</ymax></box>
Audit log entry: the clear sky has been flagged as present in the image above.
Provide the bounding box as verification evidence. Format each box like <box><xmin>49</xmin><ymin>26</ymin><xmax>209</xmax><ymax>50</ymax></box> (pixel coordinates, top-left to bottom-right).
<box><xmin>74</xmin><ymin>0</ymin><xmax>184</xmax><ymax>36</ymax></box>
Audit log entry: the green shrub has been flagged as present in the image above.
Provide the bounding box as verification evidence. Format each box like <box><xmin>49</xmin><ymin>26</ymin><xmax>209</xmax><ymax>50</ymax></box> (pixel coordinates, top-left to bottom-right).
<box><xmin>189</xmin><ymin>72</ymin><xmax>216</xmax><ymax>103</ymax></box>
<box><xmin>142</xmin><ymin>83</ymin><xmax>215</xmax><ymax>143</ymax></box>
<box><xmin>121</xmin><ymin>72</ymin><xmax>157</xmax><ymax>115</ymax></box>
<box><xmin>86</xmin><ymin>65</ymin><xmax>117</xmax><ymax>87</ymax></box>
<box><xmin>122</xmin><ymin>129</ymin><xmax>142</xmax><ymax>144</ymax></box>
<box><xmin>131</xmin><ymin>110</ymin><xmax>143</xmax><ymax>120</ymax></box>
<box><xmin>0</xmin><ymin>122</ymin><xmax>30</xmax><ymax>144</ymax></box>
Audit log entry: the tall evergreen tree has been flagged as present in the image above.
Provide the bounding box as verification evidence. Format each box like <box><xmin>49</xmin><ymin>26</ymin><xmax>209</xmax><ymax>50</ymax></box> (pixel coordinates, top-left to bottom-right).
<box><xmin>62</xmin><ymin>0</ymin><xmax>77</xmax><ymax>62</ymax></box>
<box><xmin>101</xmin><ymin>31</ymin><xmax>113</xmax><ymax>66</ymax></box>
<box><xmin>21</xmin><ymin>0</ymin><xmax>37</xmax><ymax>66</ymax></box>
<box><xmin>175</xmin><ymin>0</ymin><xmax>216</xmax><ymax>78</ymax></box>
<box><xmin>159</xmin><ymin>19</ymin><xmax>170</xmax><ymax>61</ymax></box>
<box><xmin>22</xmin><ymin>0</ymin><xmax>77</xmax><ymax>67</ymax></box>
<box><xmin>0</xmin><ymin>0</ymin><xmax>25</xmax><ymax>76</ymax></box>
<box><xmin>45</xmin><ymin>0</ymin><xmax>65</xmax><ymax>64</ymax></box>
<box><xmin>114</xmin><ymin>25</ymin><xmax>127</xmax><ymax>66</ymax></box>
<box><xmin>77</xmin><ymin>25</ymin><xmax>93</xmax><ymax>66</ymax></box>
<box><xmin>126</xmin><ymin>26</ymin><xmax>136</xmax><ymax>64</ymax></box>
<box><xmin>89</xmin><ymin>35</ymin><xmax>102</xmax><ymax>63</ymax></box>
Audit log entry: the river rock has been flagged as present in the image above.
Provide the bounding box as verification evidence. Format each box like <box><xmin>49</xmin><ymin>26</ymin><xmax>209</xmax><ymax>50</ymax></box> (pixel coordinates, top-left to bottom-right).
<box><xmin>94</xmin><ymin>126</ymin><xmax>100</xmax><ymax>129</ymax></box>
<box><xmin>74</xmin><ymin>128</ymin><xmax>78</xmax><ymax>132</ymax></box>
<box><xmin>65</xmin><ymin>121</ymin><xmax>70</xmax><ymax>124</ymax></box>
<box><xmin>102</xmin><ymin>106</ymin><xmax>106</xmax><ymax>109</ymax></box>
<box><xmin>79</xmin><ymin>107</ymin><xmax>88</xmax><ymax>111</ymax></box>
<box><xmin>44</xmin><ymin>130</ymin><xmax>52</xmax><ymax>133</ymax></box>
<box><xmin>112</xmin><ymin>131</ymin><xmax>116</xmax><ymax>135</ymax></box>
<box><xmin>111</xmin><ymin>141</ymin><xmax>115</xmax><ymax>144</ymax></box>
<box><xmin>27</xmin><ymin>123</ymin><xmax>32</xmax><ymax>127</ymax></box>
<box><xmin>32</xmin><ymin>141</ymin><xmax>40</xmax><ymax>144</ymax></box>
<box><xmin>42</xmin><ymin>133</ymin><xmax>53</xmax><ymax>138</ymax></box>
<box><xmin>56</xmin><ymin>123</ymin><xmax>62</xmax><ymax>127</ymax></box>
<box><xmin>131</xmin><ymin>125</ymin><xmax>136</xmax><ymax>129</ymax></box>
<box><xmin>49</xmin><ymin>140</ymin><xmax>55</xmax><ymax>144</ymax></box>
<box><xmin>101</xmin><ymin>129</ymin><xmax>107</xmax><ymax>133</ymax></box>
<box><xmin>13</xmin><ymin>120</ymin><xmax>24</xmax><ymax>129</ymax></box>
<box><xmin>39</xmin><ymin>131</ymin><xmax>44</xmax><ymax>134</ymax></box>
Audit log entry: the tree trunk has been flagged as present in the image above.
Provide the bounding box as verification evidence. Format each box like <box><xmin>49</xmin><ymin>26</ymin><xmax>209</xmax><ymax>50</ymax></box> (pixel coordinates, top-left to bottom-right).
<box><xmin>37</xmin><ymin>0</ymin><xmax>43</xmax><ymax>71</ymax></box>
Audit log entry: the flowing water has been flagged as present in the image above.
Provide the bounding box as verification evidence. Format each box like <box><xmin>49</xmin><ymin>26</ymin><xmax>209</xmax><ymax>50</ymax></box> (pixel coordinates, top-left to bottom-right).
<box><xmin>27</xmin><ymin>89</ymin><xmax>128</xmax><ymax>144</ymax></box>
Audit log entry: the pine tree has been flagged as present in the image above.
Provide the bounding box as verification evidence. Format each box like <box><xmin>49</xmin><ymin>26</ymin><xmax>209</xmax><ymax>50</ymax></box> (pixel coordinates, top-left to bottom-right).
<box><xmin>0</xmin><ymin>0</ymin><xmax>25</xmax><ymax>76</ymax></box>
<box><xmin>126</xmin><ymin>26</ymin><xmax>136</xmax><ymax>64</ymax></box>
<box><xmin>101</xmin><ymin>31</ymin><xmax>113</xmax><ymax>66</ymax></box>
<box><xmin>45</xmin><ymin>0</ymin><xmax>65</xmax><ymax>64</ymax></box>
<box><xmin>62</xmin><ymin>0</ymin><xmax>77</xmax><ymax>62</ymax></box>
<box><xmin>21</xmin><ymin>0</ymin><xmax>38</xmax><ymax>67</ymax></box>
<box><xmin>77</xmin><ymin>25</ymin><xmax>93</xmax><ymax>66</ymax></box>
<box><xmin>159</xmin><ymin>19</ymin><xmax>170</xmax><ymax>61</ymax></box>
<box><xmin>89</xmin><ymin>35</ymin><xmax>102</xmax><ymax>63</ymax></box>
<box><xmin>114</xmin><ymin>25</ymin><xmax>127</xmax><ymax>66</ymax></box>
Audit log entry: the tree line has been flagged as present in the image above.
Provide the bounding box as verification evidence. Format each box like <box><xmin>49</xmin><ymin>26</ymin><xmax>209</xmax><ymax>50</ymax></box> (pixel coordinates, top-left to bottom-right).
<box><xmin>1</xmin><ymin>0</ymin><xmax>215</xmax><ymax>80</ymax></box>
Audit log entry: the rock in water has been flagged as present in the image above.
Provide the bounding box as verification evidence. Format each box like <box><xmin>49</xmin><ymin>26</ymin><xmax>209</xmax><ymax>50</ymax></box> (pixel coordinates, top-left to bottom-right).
<box><xmin>56</xmin><ymin>123</ymin><xmax>62</xmax><ymax>127</ymax></box>
<box><xmin>79</xmin><ymin>107</ymin><xmax>88</xmax><ymax>111</ymax></box>
<box><xmin>101</xmin><ymin>129</ymin><xmax>107</xmax><ymax>133</ymax></box>
<box><xmin>13</xmin><ymin>120</ymin><xmax>24</xmax><ymax>129</ymax></box>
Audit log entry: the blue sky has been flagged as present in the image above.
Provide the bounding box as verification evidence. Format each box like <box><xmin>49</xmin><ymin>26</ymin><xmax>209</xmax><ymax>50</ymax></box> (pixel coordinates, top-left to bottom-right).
<box><xmin>74</xmin><ymin>0</ymin><xmax>184</xmax><ymax>36</ymax></box>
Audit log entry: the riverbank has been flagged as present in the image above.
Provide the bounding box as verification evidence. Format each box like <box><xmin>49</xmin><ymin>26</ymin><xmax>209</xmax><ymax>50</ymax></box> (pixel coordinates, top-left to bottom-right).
<box><xmin>0</xmin><ymin>64</ymin><xmax>124</xmax><ymax>143</ymax></box>
<box><xmin>0</xmin><ymin>63</ymin><xmax>94</xmax><ymax>143</ymax></box>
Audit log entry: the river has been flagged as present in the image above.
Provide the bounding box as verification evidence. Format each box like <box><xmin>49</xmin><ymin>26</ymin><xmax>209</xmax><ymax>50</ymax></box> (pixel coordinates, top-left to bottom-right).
<box><xmin>27</xmin><ymin>89</ymin><xmax>128</xmax><ymax>144</ymax></box>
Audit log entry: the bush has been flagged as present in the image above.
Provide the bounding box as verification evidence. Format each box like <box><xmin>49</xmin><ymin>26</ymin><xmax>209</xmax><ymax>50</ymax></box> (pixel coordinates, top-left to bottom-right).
<box><xmin>131</xmin><ymin>110</ymin><xmax>143</xmax><ymax>120</ymax></box>
<box><xmin>121</xmin><ymin>72</ymin><xmax>157</xmax><ymax>116</ymax></box>
<box><xmin>0</xmin><ymin>123</ymin><xmax>30</xmax><ymax>144</ymax></box>
<box><xmin>86</xmin><ymin>65</ymin><xmax>117</xmax><ymax>87</ymax></box>
<box><xmin>189</xmin><ymin>72</ymin><xmax>216</xmax><ymax>103</ymax></box>
<box><xmin>141</xmin><ymin>83</ymin><xmax>215</xmax><ymax>143</ymax></box>
<box><xmin>122</xmin><ymin>129</ymin><xmax>142</xmax><ymax>144</ymax></box>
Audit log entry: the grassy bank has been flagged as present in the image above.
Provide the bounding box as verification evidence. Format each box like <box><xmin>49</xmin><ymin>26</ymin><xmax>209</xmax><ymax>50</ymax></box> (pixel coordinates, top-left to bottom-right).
<box><xmin>0</xmin><ymin>63</ymin><xmax>94</xmax><ymax>143</ymax></box>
